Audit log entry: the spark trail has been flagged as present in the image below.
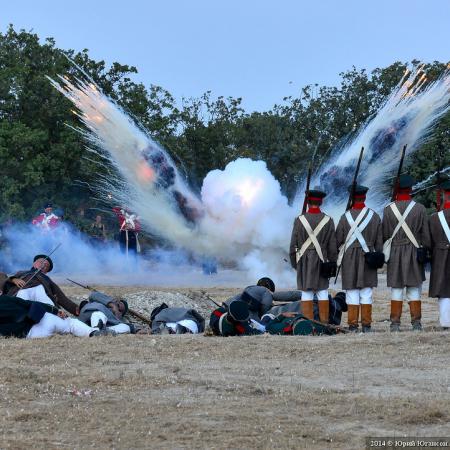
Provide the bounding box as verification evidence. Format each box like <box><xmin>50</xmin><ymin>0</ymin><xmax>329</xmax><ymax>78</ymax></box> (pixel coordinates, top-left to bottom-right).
<box><xmin>312</xmin><ymin>66</ymin><xmax>450</xmax><ymax>216</ymax></box>
<box><xmin>49</xmin><ymin>64</ymin><xmax>450</xmax><ymax>283</ymax></box>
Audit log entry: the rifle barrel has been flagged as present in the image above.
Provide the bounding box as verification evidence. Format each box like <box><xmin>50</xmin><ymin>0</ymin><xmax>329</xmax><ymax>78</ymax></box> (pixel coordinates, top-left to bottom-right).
<box><xmin>66</xmin><ymin>278</ymin><xmax>91</xmax><ymax>290</ymax></box>
<box><xmin>127</xmin><ymin>308</ymin><xmax>153</xmax><ymax>325</ymax></box>
<box><xmin>391</xmin><ymin>144</ymin><xmax>407</xmax><ymax>202</ymax></box>
<box><xmin>302</xmin><ymin>163</ymin><xmax>313</xmax><ymax>214</ymax></box>
<box><xmin>66</xmin><ymin>278</ymin><xmax>153</xmax><ymax>326</ymax></box>
<box><xmin>335</xmin><ymin>146</ymin><xmax>364</xmax><ymax>283</ymax></box>
<box><xmin>345</xmin><ymin>146</ymin><xmax>365</xmax><ymax>211</ymax></box>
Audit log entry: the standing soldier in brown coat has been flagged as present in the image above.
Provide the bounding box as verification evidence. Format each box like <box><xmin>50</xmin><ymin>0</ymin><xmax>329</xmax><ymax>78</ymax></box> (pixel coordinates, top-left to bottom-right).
<box><xmin>289</xmin><ymin>189</ymin><xmax>337</xmax><ymax>323</ymax></box>
<box><xmin>429</xmin><ymin>179</ymin><xmax>450</xmax><ymax>329</ymax></box>
<box><xmin>336</xmin><ymin>185</ymin><xmax>383</xmax><ymax>332</ymax></box>
<box><xmin>382</xmin><ymin>174</ymin><xmax>431</xmax><ymax>331</ymax></box>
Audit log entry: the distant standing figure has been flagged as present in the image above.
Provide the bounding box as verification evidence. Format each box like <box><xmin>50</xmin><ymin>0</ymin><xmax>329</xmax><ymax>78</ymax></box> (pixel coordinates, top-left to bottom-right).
<box><xmin>32</xmin><ymin>202</ymin><xmax>60</xmax><ymax>231</ymax></box>
<box><xmin>112</xmin><ymin>207</ymin><xmax>141</xmax><ymax>255</ymax></box>
<box><xmin>90</xmin><ymin>214</ymin><xmax>107</xmax><ymax>244</ymax></box>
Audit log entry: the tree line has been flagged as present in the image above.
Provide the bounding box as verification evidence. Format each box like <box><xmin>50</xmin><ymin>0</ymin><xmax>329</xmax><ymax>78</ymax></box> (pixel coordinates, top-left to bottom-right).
<box><xmin>0</xmin><ymin>25</ymin><xmax>449</xmax><ymax>227</ymax></box>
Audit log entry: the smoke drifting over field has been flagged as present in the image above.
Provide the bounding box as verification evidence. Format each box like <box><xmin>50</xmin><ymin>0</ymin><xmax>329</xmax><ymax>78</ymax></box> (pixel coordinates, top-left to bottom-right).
<box><xmin>0</xmin><ymin>223</ymin><xmax>253</xmax><ymax>286</ymax></box>
<box><xmin>45</xmin><ymin>65</ymin><xmax>450</xmax><ymax>285</ymax></box>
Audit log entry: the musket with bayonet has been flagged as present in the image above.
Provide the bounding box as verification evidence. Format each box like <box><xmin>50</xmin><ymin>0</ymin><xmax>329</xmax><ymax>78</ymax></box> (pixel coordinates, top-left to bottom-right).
<box><xmin>436</xmin><ymin>146</ymin><xmax>444</xmax><ymax>211</ymax></box>
<box><xmin>391</xmin><ymin>144</ymin><xmax>408</xmax><ymax>202</ymax></box>
<box><xmin>66</xmin><ymin>278</ymin><xmax>153</xmax><ymax>326</ymax></box>
<box><xmin>302</xmin><ymin>162</ymin><xmax>313</xmax><ymax>215</ymax></box>
<box><xmin>345</xmin><ymin>146</ymin><xmax>365</xmax><ymax>211</ymax></box>
<box><xmin>334</xmin><ymin>146</ymin><xmax>365</xmax><ymax>283</ymax></box>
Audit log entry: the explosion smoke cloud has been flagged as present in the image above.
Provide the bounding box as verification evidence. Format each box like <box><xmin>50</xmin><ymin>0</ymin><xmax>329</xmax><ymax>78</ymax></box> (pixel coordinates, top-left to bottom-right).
<box><xmin>48</xmin><ymin>64</ymin><xmax>450</xmax><ymax>286</ymax></box>
<box><xmin>311</xmin><ymin>67</ymin><xmax>450</xmax><ymax>217</ymax></box>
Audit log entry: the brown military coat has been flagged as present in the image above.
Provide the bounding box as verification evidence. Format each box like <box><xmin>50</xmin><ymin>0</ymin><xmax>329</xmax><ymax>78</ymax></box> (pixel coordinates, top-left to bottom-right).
<box><xmin>429</xmin><ymin>209</ymin><xmax>450</xmax><ymax>298</ymax></box>
<box><xmin>3</xmin><ymin>270</ymin><xmax>79</xmax><ymax>315</ymax></box>
<box><xmin>289</xmin><ymin>212</ymin><xmax>337</xmax><ymax>291</ymax></box>
<box><xmin>382</xmin><ymin>200</ymin><xmax>431</xmax><ymax>288</ymax></box>
<box><xmin>336</xmin><ymin>208</ymin><xmax>382</xmax><ymax>290</ymax></box>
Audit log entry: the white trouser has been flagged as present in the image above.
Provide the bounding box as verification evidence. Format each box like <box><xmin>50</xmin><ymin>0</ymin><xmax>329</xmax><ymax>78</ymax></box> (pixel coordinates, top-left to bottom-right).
<box><xmin>391</xmin><ymin>285</ymin><xmax>422</xmax><ymax>301</ymax></box>
<box><xmin>166</xmin><ymin>319</ymin><xmax>199</xmax><ymax>334</ymax></box>
<box><xmin>439</xmin><ymin>298</ymin><xmax>450</xmax><ymax>327</ymax></box>
<box><xmin>27</xmin><ymin>313</ymin><xmax>96</xmax><ymax>339</ymax></box>
<box><xmin>17</xmin><ymin>285</ymin><xmax>54</xmax><ymax>306</ymax></box>
<box><xmin>346</xmin><ymin>288</ymin><xmax>373</xmax><ymax>305</ymax></box>
<box><xmin>90</xmin><ymin>311</ymin><xmax>131</xmax><ymax>334</ymax></box>
<box><xmin>301</xmin><ymin>290</ymin><xmax>328</xmax><ymax>301</ymax></box>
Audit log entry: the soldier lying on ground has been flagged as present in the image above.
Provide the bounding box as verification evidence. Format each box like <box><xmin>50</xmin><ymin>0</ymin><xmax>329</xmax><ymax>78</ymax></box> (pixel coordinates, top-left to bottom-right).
<box><xmin>1</xmin><ymin>255</ymin><xmax>79</xmax><ymax>316</ymax></box>
<box><xmin>150</xmin><ymin>303</ymin><xmax>205</xmax><ymax>334</ymax></box>
<box><xmin>1</xmin><ymin>256</ymin><xmax>120</xmax><ymax>337</ymax></box>
<box><xmin>209</xmin><ymin>300</ymin><xmax>265</xmax><ymax>336</ymax></box>
<box><xmin>222</xmin><ymin>277</ymin><xmax>279</xmax><ymax>322</ymax></box>
<box><xmin>0</xmin><ymin>295</ymin><xmax>114</xmax><ymax>338</ymax></box>
<box><xmin>78</xmin><ymin>291</ymin><xmax>136</xmax><ymax>335</ymax></box>
<box><xmin>222</xmin><ymin>277</ymin><xmax>346</xmax><ymax>326</ymax></box>
<box><xmin>261</xmin><ymin>291</ymin><xmax>347</xmax><ymax>326</ymax></box>
<box><xmin>209</xmin><ymin>299</ymin><xmax>344</xmax><ymax>336</ymax></box>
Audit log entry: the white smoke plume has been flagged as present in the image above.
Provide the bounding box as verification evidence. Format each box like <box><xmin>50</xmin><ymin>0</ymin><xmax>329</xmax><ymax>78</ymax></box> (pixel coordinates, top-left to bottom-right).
<box><xmin>310</xmin><ymin>66</ymin><xmax>450</xmax><ymax>217</ymax></box>
<box><xmin>47</xmin><ymin>64</ymin><xmax>450</xmax><ymax>287</ymax></box>
<box><xmin>199</xmin><ymin>158</ymin><xmax>295</xmax><ymax>284</ymax></box>
<box><xmin>48</xmin><ymin>75</ymin><xmax>297</xmax><ymax>285</ymax></box>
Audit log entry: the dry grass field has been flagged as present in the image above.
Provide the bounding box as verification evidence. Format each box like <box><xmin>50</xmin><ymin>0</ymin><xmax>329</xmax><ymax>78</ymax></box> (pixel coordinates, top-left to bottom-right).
<box><xmin>0</xmin><ymin>283</ymin><xmax>449</xmax><ymax>450</ymax></box>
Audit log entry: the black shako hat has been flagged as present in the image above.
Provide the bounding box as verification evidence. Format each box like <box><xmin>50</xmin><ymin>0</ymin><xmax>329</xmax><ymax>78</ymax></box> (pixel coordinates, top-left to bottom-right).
<box><xmin>44</xmin><ymin>202</ymin><xmax>53</xmax><ymax>209</ymax></box>
<box><xmin>228</xmin><ymin>300</ymin><xmax>250</xmax><ymax>322</ymax></box>
<box><xmin>120</xmin><ymin>299</ymin><xmax>129</xmax><ymax>314</ymax></box>
<box><xmin>440</xmin><ymin>179</ymin><xmax>450</xmax><ymax>191</ymax></box>
<box><xmin>307</xmin><ymin>189</ymin><xmax>326</xmax><ymax>200</ymax></box>
<box><xmin>398</xmin><ymin>174</ymin><xmax>415</xmax><ymax>189</ymax></box>
<box><xmin>257</xmin><ymin>277</ymin><xmax>276</xmax><ymax>293</ymax></box>
<box><xmin>347</xmin><ymin>184</ymin><xmax>369</xmax><ymax>196</ymax></box>
<box><xmin>33</xmin><ymin>254</ymin><xmax>53</xmax><ymax>272</ymax></box>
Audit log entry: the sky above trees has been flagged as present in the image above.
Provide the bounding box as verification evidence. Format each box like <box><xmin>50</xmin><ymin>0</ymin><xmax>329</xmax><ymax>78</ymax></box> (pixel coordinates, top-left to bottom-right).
<box><xmin>2</xmin><ymin>0</ymin><xmax>450</xmax><ymax>112</ymax></box>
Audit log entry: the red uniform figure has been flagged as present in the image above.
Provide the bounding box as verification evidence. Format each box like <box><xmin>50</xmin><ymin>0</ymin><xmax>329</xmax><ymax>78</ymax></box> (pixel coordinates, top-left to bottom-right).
<box><xmin>112</xmin><ymin>207</ymin><xmax>141</xmax><ymax>255</ymax></box>
<box><xmin>32</xmin><ymin>203</ymin><xmax>60</xmax><ymax>231</ymax></box>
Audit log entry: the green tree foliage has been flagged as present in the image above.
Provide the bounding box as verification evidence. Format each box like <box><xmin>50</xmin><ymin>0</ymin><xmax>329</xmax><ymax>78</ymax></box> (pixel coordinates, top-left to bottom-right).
<box><xmin>0</xmin><ymin>25</ymin><xmax>448</xmax><ymax>224</ymax></box>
